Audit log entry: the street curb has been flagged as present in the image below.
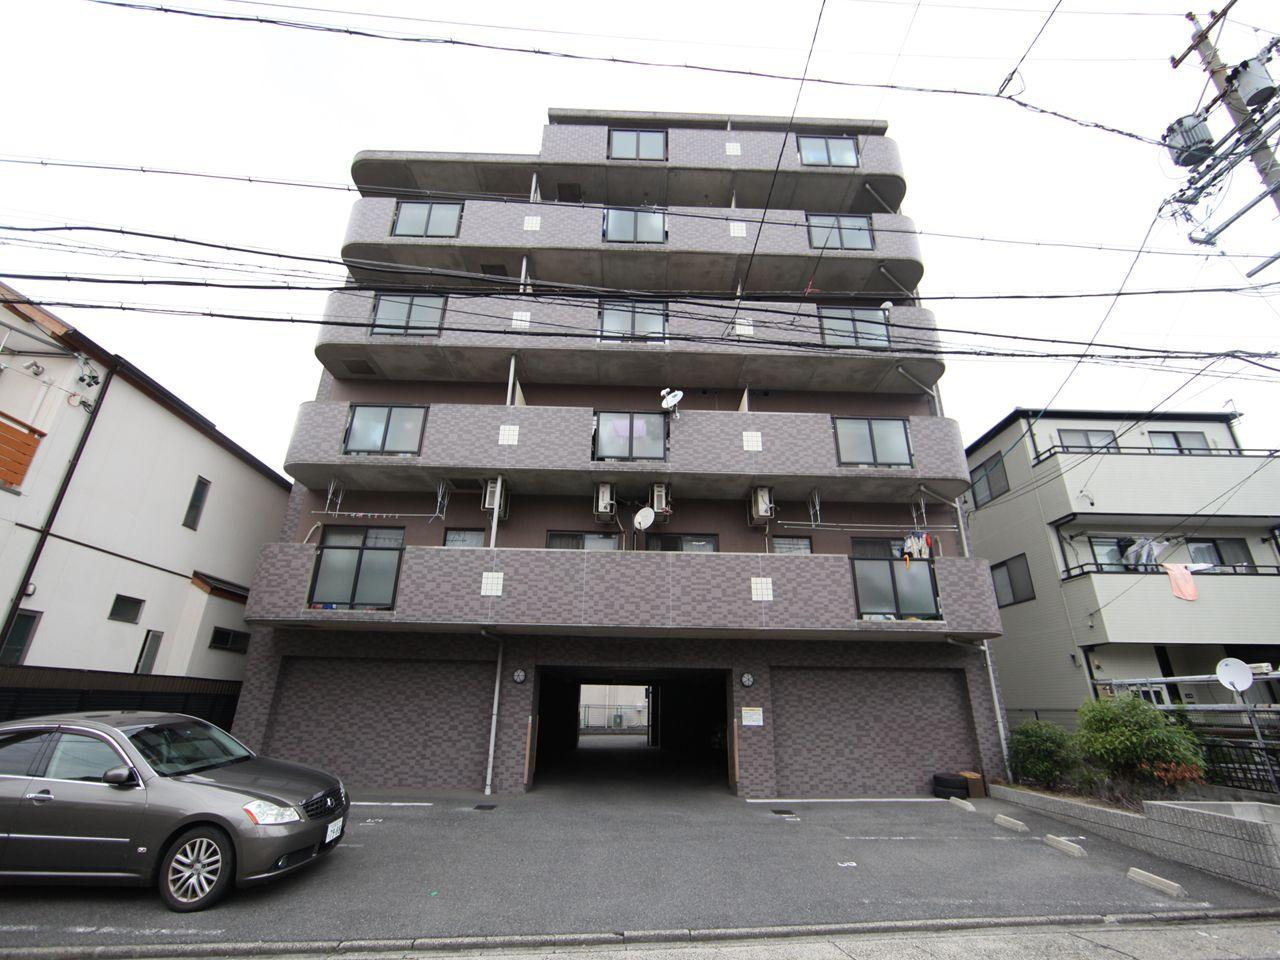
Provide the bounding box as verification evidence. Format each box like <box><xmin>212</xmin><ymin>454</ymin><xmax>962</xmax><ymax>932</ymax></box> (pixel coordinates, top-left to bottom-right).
<box><xmin>5</xmin><ymin>908</ymin><xmax>1280</xmax><ymax>959</ymax></box>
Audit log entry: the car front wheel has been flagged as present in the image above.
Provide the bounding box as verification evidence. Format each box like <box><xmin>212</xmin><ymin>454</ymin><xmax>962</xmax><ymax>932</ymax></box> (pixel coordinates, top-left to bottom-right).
<box><xmin>159</xmin><ymin>826</ymin><xmax>234</xmax><ymax>911</ymax></box>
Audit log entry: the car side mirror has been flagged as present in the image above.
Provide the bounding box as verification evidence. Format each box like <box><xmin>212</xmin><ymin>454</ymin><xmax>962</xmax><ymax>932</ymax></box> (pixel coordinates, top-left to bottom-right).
<box><xmin>104</xmin><ymin>765</ymin><xmax>137</xmax><ymax>787</ymax></box>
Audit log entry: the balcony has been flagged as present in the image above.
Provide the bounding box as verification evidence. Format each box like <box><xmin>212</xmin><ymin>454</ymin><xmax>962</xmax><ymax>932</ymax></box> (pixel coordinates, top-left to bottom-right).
<box><xmin>0</xmin><ymin>410</ymin><xmax>45</xmax><ymax>488</ymax></box>
<box><xmin>283</xmin><ymin>402</ymin><xmax>971</xmax><ymax>500</ymax></box>
<box><xmin>341</xmin><ymin>197</ymin><xmax>923</xmax><ymax>294</ymax></box>
<box><xmin>314</xmin><ymin>291</ymin><xmax>944</xmax><ymax>391</ymax></box>
<box><xmin>1062</xmin><ymin>568</ymin><xmax>1280</xmax><ymax>647</ymax></box>
<box><xmin>245</xmin><ymin>544</ymin><xmax>1000</xmax><ymax>640</ymax></box>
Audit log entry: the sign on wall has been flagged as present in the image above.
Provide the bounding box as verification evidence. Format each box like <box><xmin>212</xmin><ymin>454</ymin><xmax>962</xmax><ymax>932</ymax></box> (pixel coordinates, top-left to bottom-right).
<box><xmin>741</xmin><ymin>707</ymin><xmax>764</xmax><ymax>727</ymax></box>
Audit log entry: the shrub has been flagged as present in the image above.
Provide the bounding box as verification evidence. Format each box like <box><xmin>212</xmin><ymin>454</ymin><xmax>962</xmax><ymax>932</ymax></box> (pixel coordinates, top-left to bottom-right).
<box><xmin>1008</xmin><ymin>719</ymin><xmax>1075</xmax><ymax>788</ymax></box>
<box><xmin>1074</xmin><ymin>695</ymin><xmax>1204</xmax><ymax>785</ymax></box>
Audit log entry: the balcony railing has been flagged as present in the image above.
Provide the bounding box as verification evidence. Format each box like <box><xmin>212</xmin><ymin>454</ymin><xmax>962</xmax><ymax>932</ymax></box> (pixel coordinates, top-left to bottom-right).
<box><xmin>1032</xmin><ymin>443</ymin><xmax>1276</xmax><ymax>466</ymax></box>
<box><xmin>1063</xmin><ymin>563</ymin><xmax>1280</xmax><ymax>580</ymax></box>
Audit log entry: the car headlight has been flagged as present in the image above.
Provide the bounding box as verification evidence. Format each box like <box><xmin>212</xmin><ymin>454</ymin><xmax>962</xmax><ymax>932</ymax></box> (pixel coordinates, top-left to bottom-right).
<box><xmin>243</xmin><ymin>799</ymin><xmax>301</xmax><ymax>825</ymax></box>
<box><xmin>337</xmin><ymin>780</ymin><xmax>346</xmax><ymax>804</ymax></box>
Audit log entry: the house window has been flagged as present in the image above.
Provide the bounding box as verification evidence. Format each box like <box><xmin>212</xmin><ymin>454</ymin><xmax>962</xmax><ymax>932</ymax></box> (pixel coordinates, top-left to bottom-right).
<box><xmin>599</xmin><ymin>301</ymin><xmax>666</xmax><ymax>341</ymax></box>
<box><xmin>806</xmin><ymin>214</ymin><xmax>873</xmax><ymax>250</ymax></box>
<box><xmin>1089</xmin><ymin>537</ymin><xmax>1128</xmax><ymax>571</ymax></box>
<box><xmin>108</xmin><ymin>595</ymin><xmax>144</xmax><ymax>624</ymax></box>
<box><xmin>1187</xmin><ymin>538</ymin><xmax>1253</xmax><ymax>571</ymax></box>
<box><xmin>344</xmin><ymin>406</ymin><xmax>426</xmax><ymax>456</ymax></box>
<box><xmin>1150</xmin><ymin>430</ymin><xmax>1210</xmax><ymax>454</ymax></box>
<box><xmin>818</xmin><ymin>306</ymin><xmax>890</xmax><ymax>348</ymax></box>
<box><xmin>593</xmin><ymin>412</ymin><xmax>666</xmax><ymax>461</ymax></box>
<box><xmin>797</xmin><ymin>135</ymin><xmax>859</xmax><ymax>167</ymax></box>
<box><xmin>135</xmin><ymin>630</ymin><xmax>163</xmax><ymax>675</ymax></box>
<box><xmin>182</xmin><ymin>477</ymin><xmax>211</xmax><ymax>530</ymax></box>
<box><xmin>851</xmin><ymin>539</ymin><xmax>939</xmax><ymax>620</ymax></box>
<box><xmin>444</xmin><ymin>529</ymin><xmax>486</xmax><ymax>548</ymax></box>
<box><xmin>391</xmin><ymin>201</ymin><xmax>462</xmax><ymax>238</ymax></box>
<box><xmin>0</xmin><ymin>610</ymin><xmax>40</xmax><ymax>666</ymax></box>
<box><xmin>209</xmin><ymin>627</ymin><xmax>250</xmax><ymax>653</ymax></box>
<box><xmin>645</xmin><ymin>533</ymin><xmax>719</xmax><ymax>553</ymax></box>
<box><xmin>372</xmin><ymin>294</ymin><xmax>444</xmax><ymax>335</ymax></box>
<box><xmin>970</xmin><ymin>452</ymin><xmax>1010</xmax><ymax>507</ymax></box>
<box><xmin>609</xmin><ymin>129</ymin><xmax>667</xmax><ymax>160</ymax></box>
<box><xmin>1059</xmin><ymin>429</ymin><xmax>1118</xmax><ymax>453</ymax></box>
<box><xmin>310</xmin><ymin>527</ymin><xmax>405</xmax><ymax>610</ymax></box>
<box><xmin>834</xmin><ymin>417</ymin><xmax>911</xmax><ymax>466</ymax></box>
<box><xmin>771</xmin><ymin>537</ymin><xmax>812</xmax><ymax>554</ymax></box>
<box><xmin>604</xmin><ymin>208</ymin><xmax>667</xmax><ymax>243</ymax></box>
<box><xmin>546</xmin><ymin>532</ymin><xmax>621</xmax><ymax>550</ymax></box>
<box><xmin>991</xmin><ymin>554</ymin><xmax>1035</xmax><ymax>607</ymax></box>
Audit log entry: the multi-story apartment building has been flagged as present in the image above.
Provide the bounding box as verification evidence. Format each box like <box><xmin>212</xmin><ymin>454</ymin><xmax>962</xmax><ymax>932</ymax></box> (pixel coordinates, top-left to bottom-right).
<box><xmin>0</xmin><ymin>284</ymin><xmax>290</xmax><ymax>726</ymax></box>
<box><xmin>238</xmin><ymin>109</ymin><xmax>1007</xmax><ymax>798</ymax></box>
<box><xmin>965</xmin><ymin>408</ymin><xmax>1280</xmax><ymax>727</ymax></box>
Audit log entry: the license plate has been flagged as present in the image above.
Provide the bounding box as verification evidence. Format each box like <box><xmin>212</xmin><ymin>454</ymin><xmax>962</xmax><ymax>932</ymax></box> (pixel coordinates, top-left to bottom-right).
<box><xmin>325</xmin><ymin>817</ymin><xmax>343</xmax><ymax>843</ymax></box>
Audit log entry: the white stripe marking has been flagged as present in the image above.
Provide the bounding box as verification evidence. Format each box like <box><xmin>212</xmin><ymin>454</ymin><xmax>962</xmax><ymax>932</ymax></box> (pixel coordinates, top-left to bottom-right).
<box><xmin>746</xmin><ymin>798</ymin><xmax>946</xmax><ymax>803</ymax></box>
<box><xmin>349</xmin><ymin>801</ymin><xmax>434</xmax><ymax>807</ymax></box>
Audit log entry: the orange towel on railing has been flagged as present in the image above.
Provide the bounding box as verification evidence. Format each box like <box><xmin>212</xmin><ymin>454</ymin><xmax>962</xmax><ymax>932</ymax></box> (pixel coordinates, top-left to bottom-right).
<box><xmin>1161</xmin><ymin>563</ymin><xmax>1198</xmax><ymax>601</ymax></box>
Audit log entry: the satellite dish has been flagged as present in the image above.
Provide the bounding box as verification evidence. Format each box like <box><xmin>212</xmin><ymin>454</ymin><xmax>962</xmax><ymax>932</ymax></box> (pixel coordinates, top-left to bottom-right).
<box><xmin>633</xmin><ymin>507</ymin><xmax>655</xmax><ymax>531</ymax></box>
<box><xmin>660</xmin><ymin>389</ymin><xmax>684</xmax><ymax>411</ymax></box>
<box><xmin>1216</xmin><ymin>657</ymin><xmax>1254</xmax><ymax>693</ymax></box>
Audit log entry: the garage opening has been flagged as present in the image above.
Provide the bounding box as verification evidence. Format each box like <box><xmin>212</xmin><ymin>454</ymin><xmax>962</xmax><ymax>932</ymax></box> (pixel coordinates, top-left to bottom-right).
<box><xmin>532</xmin><ymin>667</ymin><xmax>731</xmax><ymax>792</ymax></box>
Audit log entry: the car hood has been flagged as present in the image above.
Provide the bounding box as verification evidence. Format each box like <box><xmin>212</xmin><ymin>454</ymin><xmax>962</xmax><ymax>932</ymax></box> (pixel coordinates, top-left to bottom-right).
<box><xmin>172</xmin><ymin>756</ymin><xmax>339</xmax><ymax>807</ymax></box>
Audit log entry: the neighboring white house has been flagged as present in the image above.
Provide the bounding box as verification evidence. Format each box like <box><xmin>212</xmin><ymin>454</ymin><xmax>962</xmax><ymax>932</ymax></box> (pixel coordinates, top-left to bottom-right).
<box><xmin>0</xmin><ymin>283</ymin><xmax>289</xmax><ymax>720</ymax></box>
<box><xmin>964</xmin><ymin>407</ymin><xmax>1280</xmax><ymax>727</ymax></box>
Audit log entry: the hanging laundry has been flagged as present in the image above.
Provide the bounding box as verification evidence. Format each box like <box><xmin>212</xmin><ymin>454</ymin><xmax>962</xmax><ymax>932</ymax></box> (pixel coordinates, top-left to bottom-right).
<box><xmin>1161</xmin><ymin>563</ymin><xmax>1198</xmax><ymax>601</ymax></box>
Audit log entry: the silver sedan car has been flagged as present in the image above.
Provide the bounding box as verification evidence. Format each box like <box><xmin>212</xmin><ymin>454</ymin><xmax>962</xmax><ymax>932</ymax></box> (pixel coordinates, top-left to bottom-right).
<box><xmin>0</xmin><ymin>711</ymin><xmax>347</xmax><ymax>910</ymax></box>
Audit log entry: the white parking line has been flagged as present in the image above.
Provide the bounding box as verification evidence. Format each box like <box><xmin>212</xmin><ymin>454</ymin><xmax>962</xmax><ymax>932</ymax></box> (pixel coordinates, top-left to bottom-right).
<box><xmin>746</xmin><ymin>798</ymin><xmax>947</xmax><ymax>803</ymax></box>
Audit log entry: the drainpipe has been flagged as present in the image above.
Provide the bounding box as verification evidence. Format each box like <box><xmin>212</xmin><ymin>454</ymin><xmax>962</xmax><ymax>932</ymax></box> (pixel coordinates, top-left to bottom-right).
<box><xmin>482</xmin><ymin>629</ymin><xmax>505</xmax><ymax>796</ymax></box>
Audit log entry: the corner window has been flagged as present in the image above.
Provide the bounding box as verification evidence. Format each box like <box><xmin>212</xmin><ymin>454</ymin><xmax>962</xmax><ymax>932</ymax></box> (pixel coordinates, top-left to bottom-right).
<box><xmin>209</xmin><ymin>627</ymin><xmax>250</xmax><ymax>653</ymax></box>
<box><xmin>108</xmin><ymin>595</ymin><xmax>144</xmax><ymax>624</ymax></box>
<box><xmin>444</xmin><ymin>528</ymin><xmax>486</xmax><ymax>548</ymax></box>
<box><xmin>970</xmin><ymin>452</ymin><xmax>1009</xmax><ymax>507</ymax></box>
<box><xmin>309</xmin><ymin>527</ymin><xmax>405</xmax><ymax>611</ymax></box>
<box><xmin>806</xmin><ymin>214</ymin><xmax>873</xmax><ymax>250</ymax></box>
<box><xmin>1059</xmin><ymin>429</ymin><xmax>1118</xmax><ymax>453</ymax></box>
<box><xmin>182</xmin><ymin>476</ymin><xmax>211</xmax><ymax>530</ymax></box>
<box><xmin>547</xmin><ymin>532</ymin><xmax>621</xmax><ymax>550</ymax></box>
<box><xmin>819</xmin><ymin>306</ymin><xmax>890</xmax><ymax>348</ymax></box>
<box><xmin>135</xmin><ymin>630</ymin><xmax>163</xmax><ymax>675</ymax></box>
<box><xmin>645</xmin><ymin>533</ymin><xmax>718</xmax><ymax>553</ymax></box>
<box><xmin>798</xmin><ymin>135</ymin><xmax>858</xmax><ymax>167</ymax></box>
<box><xmin>991</xmin><ymin>554</ymin><xmax>1034</xmax><ymax>607</ymax></box>
<box><xmin>1150</xmin><ymin>430</ymin><xmax>1210</xmax><ymax>454</ymax></box>
<box><xmin>851</xmin><ymin>539</ymin><xmax>939</xmax><ymax>620</ymax></box>
<box><xmin>593</xmin><ymin>411</ymin><xmax>666</xmax><ymax>461</ymax></box>
<box><xmin>0</xmin><ymin>609</ymin><xmax>40</xmax><ymax>666</ymax></box>
<box><xmin>609</xmin><ymin>129</ymin><xmax>667</xmax><ymax>160</ymax></box>
<box><xmin>834</xmin><ymin>417</ymin><xmax>911</xmax><ymax>466</ymax></box>
<box><xmin>344</xmin><ymin>406</ymin><xmax>426</xmax><ymax>456</ymax></box>
<box><xmin>604</xmin><ymin>208</ymin><xmax>667</xmax><ymax>244</ymax></box>
<box><xmin>600</xmin><ymin>301</ymin><xmax>666</xmax><ymax>341</ymax></box>
<box><xmin>372</xmin><ymin>294</ymin><xmax>445</xmax><ymax>335</ymax></box>
<box><xmin>1089</xmin><ymin>537</ymin><xmax>1127</xmax><ymax>571</ymax></box>
<box><xmin>771</xmin><ymin>537</ymin><xmax>812</xmax><ymax>554</ymax></box>
<box><xmin>392</xmin><ymin>201</ymin><xmax>462</xmax><ymax>238</ymax></box>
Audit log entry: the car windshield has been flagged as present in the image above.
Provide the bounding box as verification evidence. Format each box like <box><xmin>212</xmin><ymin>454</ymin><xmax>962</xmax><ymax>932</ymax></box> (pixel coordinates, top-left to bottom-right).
<box><xmin>123</xmin><ymin>719</ymin><xmax>252</xmax><ymax>777</ymax></box>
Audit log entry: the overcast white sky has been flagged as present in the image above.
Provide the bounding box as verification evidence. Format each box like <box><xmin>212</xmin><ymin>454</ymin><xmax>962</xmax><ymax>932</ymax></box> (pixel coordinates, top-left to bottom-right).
<box><xmin>2</xmin><ymin>0</ymin><xmax>1278</xmax><ymax>472</ymax></box>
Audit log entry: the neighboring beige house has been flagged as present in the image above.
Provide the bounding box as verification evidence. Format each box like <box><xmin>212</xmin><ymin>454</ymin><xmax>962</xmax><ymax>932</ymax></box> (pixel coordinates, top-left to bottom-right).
<box><xmin>964</xmin><ymin>408</ymin><xmax>1280</xmax><ymax>726</ymax></box>
<box><xmin>0</xmin><ymin>284</ymin><xmax>290</xmax><ymax>724</ymax></box>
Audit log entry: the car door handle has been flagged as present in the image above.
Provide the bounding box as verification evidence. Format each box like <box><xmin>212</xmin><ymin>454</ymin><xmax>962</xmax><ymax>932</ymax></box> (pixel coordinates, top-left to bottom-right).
<box><xmin>24</xmin><ymin>791</ymin><xmax>54</xmax><ymax>802</ymax></box>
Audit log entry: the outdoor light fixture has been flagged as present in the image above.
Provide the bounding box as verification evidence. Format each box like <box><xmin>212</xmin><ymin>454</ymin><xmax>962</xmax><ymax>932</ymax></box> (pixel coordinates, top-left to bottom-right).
<box><xmin>512</xmin><ymin>668</ymin><xmax>527</xmax><ymax>684</ymax></box>
<box><xmin>741</xmin><ymin>672</ymin><xmax>754</xmax><ymax>688</ymax></box>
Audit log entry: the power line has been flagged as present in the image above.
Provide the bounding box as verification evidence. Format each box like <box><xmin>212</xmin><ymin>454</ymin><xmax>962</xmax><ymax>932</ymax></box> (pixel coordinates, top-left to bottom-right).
<box><xmin>996</xmin><ymin>0</ymin><xmax>1064</xmax><ymax>96</ymax></box>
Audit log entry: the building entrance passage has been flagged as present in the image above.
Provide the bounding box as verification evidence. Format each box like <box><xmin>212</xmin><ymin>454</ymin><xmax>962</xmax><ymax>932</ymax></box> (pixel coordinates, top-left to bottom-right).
<box><xmin>532</xmin><ymin>667</ymin><xmax>731</xmax><ymax>792</ymax></box>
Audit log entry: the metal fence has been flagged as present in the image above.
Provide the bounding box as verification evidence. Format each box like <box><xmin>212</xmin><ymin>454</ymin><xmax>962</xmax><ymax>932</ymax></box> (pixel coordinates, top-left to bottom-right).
<box><xmin>1201</xmin><ymin>739</ymin><xmax>1280</xmax><ymax>793</ymax></box>
<box><xmin>579</xmin><ymin>702</ymin><xmax>648</xmax><ymax>730</ymax></box>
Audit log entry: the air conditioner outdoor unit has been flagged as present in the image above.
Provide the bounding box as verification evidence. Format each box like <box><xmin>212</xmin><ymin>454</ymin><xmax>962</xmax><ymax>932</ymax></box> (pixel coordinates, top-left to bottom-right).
<box><xmin>650</xmin><ymin>482</ymin><xmax>670</xmax><ymax>518</ymax></box>
<box><xmin>482</xmin><ymin>478</ymin><xmax>509</xmax><ymax>518</ymax></box>
<box><xmin>749</xmin><ymin>486</ymin><xmax>774</xmax><ymax>525</ymax></box>
<box><xmin>594</xmin><ymin>482</ymin><xmax>616</xmax><ymax>521</ymax></box>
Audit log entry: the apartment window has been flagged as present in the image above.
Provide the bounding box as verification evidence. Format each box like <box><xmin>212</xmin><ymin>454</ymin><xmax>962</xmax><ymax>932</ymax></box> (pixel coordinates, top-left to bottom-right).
<box><xmin>991</xmin><ymin>554</ymin><xmax>1035</xmax><ymax>607</ymax></box>
<box><xmin>391</xmin><ymin>201</ymin><xmax>462</xmax><ymax>238</ymax></box>
<box><xmin>344</xmin><ymin>406</ymin><xmax>426</xmax><ymax>456</ymax></box>
<box><xmin>797</xmin><ymin>135</ymin><xmax>859</xmax><ymax>167</ymax></box>
<box><xmin>310</xmin><ymin>527</ymin><xmax>405</xmax><ymax>610</ymax></box>
<box><xmin>1150</xmin><ymin>430</ymin><xmax>1210</xmax><ymax>454</ymax></box>
<box><xmin>834</xmin><ymin>417</ymin><xmax>911</xmax><ymax>466</ymax></box>
<box><xmin>182</xmin><ymin>476</ymin><xmax>211</xmax><ymax>530</ymax></box>
<box><xmin>819</xmin><ymin>306</ymin><xmax>890</xmax><ymax>348</ymax></box>
<box><xmin>1187</xmin><ymin>538</ymin><xmax>1253</xmax><ymax>571</ymax></box>
<box><xmin>135</xmin><ymin>630</ymin><xmax>163</xmax><ymax>675</ymax></box>
<box><xmin>1089</xmin><ymin>537</ymin><xmax>1127</xmax><ymax>571</ymax></box>
<box><xmin>547</xmin><ymin>532</ymin><xmax>621</xmax><ymax>550</ymax></box>
<box><xmin>807</xmin><ymin>214</ymin><xmax>873</xmax><ymax>250</ymax></box>
<box><xmin>0</xmin><ymin>610</ymin><xmax>40</xmax><ymax>666</ymax></box>
<box><xmin>594</xmin><ymin>412</ymin><xmax>666</xmax><ymax>461</ymax></box>
<box><xmin>609</xmin><ymin>129</ymin><xmax>667</xmax><ymax>160</ymax></box>
<box><xmin>851</xmin><ymin>539</ymin><xmax>939</xmax><ymax>620</ymax></box>
<box><xmin>108</xmin><ymin>595</ymin><xmax>144</xmax><ymax>624</ymax></box>
<box><xmin>1059</xmin><ymin>429</ymin><xmax>1118</xmax><ymax>453</ymax></box>
<box><xmin>209</xmin><ymin>627</ymin><xmax>250</xmax><ymax>653</ymax></box>
<box><xmin>604</xmin><ymin>208</ymin><xmax>667</xmax><ymax>244</ymax></box>
<box><xmin>599</xmin><ymin>301</ymin><xmax>666</xmax><ymax>341</ymax></box>
<box><xmin>444</xmin><ymin>529</ymin><xmax>486</xmax><ymax>548</ymax></box>
<box><xmin>970</xmin><ymin>452</ymin><xmax>1009</xmax><ymax>507</ymax></box>
<box><xmin>645</xmin><ymin>533</ymin><xmax>719</xmax><ymax>553</ymax></box>
<box><xmin>771</xmin><ymin>537</ymin><xmax>812</xmax><ymax>554</ymax></box>
<box><xmin>372</xmin><ymin>294</ymin><xmax>445</xmax><ymax>335</ymax></box>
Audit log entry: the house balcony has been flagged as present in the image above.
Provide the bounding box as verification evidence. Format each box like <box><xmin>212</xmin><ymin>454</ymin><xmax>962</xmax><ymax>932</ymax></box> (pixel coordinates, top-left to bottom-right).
<box><xmin>283</xmin><ymin>402</ymin><xmax>971</xmax><ymax>501</ymax></box>
<box><xmin>341</xmin><ymin>197</ymin><xmax>923</xmax><ymax>294</ymax></box>
<box><xmin>314</xmin><ymin>291</ymin><xmax>944</xmax><ymax>391</ymax></box>
<box><xmin>245</xmin><ymin>545</ymin><xmax>1000</xmax><ymax>640</ymax></box>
